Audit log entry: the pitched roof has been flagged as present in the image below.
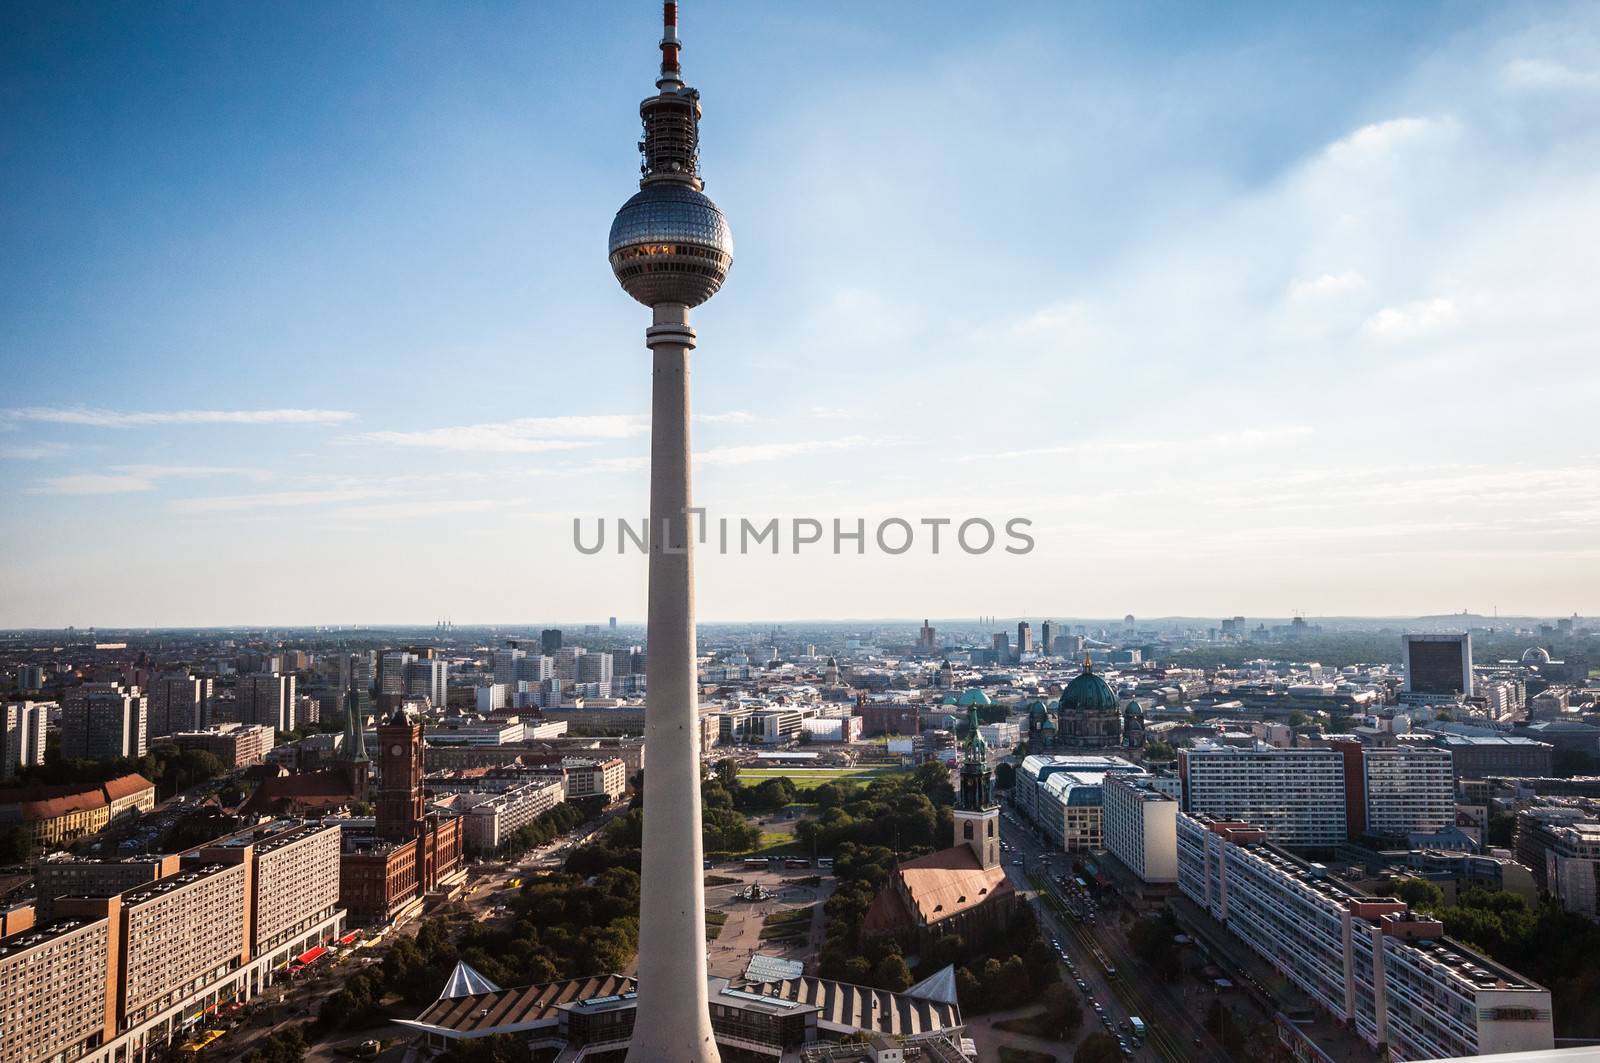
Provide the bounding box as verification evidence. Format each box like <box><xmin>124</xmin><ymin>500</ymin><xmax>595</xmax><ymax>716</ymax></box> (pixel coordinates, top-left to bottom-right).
<box><xmin>101</xmin><ymin>774</ymin><xmax>154</xmax><ymax>801</ymax></box>
<box><xmin>904</xmin><ymin>964</ymin><xmax>959</xmax><ymax>1006</ymax></box>
<box><xmin>894</xmin><ymin>845</ymin><xmax>1012</xmax><ymax>926</ymax></box>
<box><xmin>745</xmin><ymin>975</ymin><xmax>961</xmax><ymax>1036</ymax></box>
<box><xmin>238</xmin><ymin>769</ymin><xmax>359</xmax><ymax>816</ymax></box>
<box><xmin>440</xmin><ymin>961</ymin><xmax>501</xmax><ymax>1000</ymax></box>
<box><xmin>405</xmin><ymin>974</ymin><xmax>636</xmax><ymax>1036</ymax></box>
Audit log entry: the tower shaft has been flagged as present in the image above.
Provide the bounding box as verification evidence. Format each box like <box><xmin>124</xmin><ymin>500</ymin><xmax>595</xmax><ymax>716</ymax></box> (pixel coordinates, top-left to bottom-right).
<box><xmin>628</xmin><ymin>301</ymin><xmax>719</xmax><ymax>1062</ymax></box>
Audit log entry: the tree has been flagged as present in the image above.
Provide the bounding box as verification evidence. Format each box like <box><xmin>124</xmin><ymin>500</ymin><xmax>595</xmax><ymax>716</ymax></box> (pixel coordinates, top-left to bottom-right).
<box><xmin>0</xmin><ymin>825</ymin><xmax>32</xmax><ymax>866</ymax></box>
<box><xmin>1074</xmin><ymin>1032</ymin><xmax>1122</xmax><ymax>1063</ymax></box>
<box><xmin>1391</xmin><ymin>877</ymin><xmax>1445</xmax><ymax>913</ymax></box>
<box><xmin>872</xmin><ymin>952</ymin><xmax>912</xmax><ymax>992</ymax></box>
<box><xmin>1487</xmin><ymin>812</ymin><xmax>1516</xmax><ymax>848</ymax></box>
<box><xmin>1128</xmin><ymin>909</ymin><xmax>1181</xmax><ymax>981</ymax></box>
<box><xmin>1039</xmin><ymin>981</ymin><xmax>1082</xmax><ymax>1035</ymax></box>
<box><xmin>995</xmin><ymin>762</ymin><xmax>1016</xmax><ymax>790</ymax></box>
<box><xmin>436</xmin><ymin>1035</ymin><xmax>534</xmax><ymax>1063</ymax></box>
<box><xmin>1287</xmin><ymin>710</ymin><xmax>1309</xmax><ymax>728</ymax></box>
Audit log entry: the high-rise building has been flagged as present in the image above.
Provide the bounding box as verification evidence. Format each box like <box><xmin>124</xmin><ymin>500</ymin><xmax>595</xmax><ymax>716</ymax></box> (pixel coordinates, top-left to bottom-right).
<box><xmin>61</xmin><ymin>684</ymin><xmax>147</xmax><ymax>761</ymax></box>
<box><xmin>378</xmin><ymin>651</ymin><xmax>416</xmax><ymax>699</ymax></box>
<box><xmin>236</xmin><ymin>672</ymin><xmax>295</xmax><ymax>734</ymax></box>
<box><xmin>2</xmin><ymin>700</ymin><xmax>48</xmax><ymax>777</ymax></box>
<box><xmin>1333</xmin><ymin>742</ymin><xmax>1455</xmax><ymax>841</ymax></box>
<box><xmin>15</xmin><ymin>664</ymin><xmax>45</xmax><ymax>692</ymax></box>
<box><xmin>576</xmin><ymin>651</ymin><xmax>613</xmax><ymax>695</ymax></box>
<box><xmin>1039</xmin><ymin>620</ymin><xmax>1054</xmax><ymax>657</ymax></box>
<box><xmin>1102</xmin><ymin>773</ymin><xmax>1179</xmax><ymax>883</ymax></box>
<box><xmin>1178</xmin><ymin>743</ymin><xmax>1346</xmax><ymax>847</ymax></box>
<box><xmin>607</xmin><ymin>3</ymin><xmax>732</xmax><ymax>1055</ymax></box>
<box><xmin>554</xmin><ymin>646</ymin><xmax>586</xmax><ymax>685</ymax></box>
<box><xmin>540</xmin><ymin>628</ymin><xmax>563</xmax><ymax>656</ymax></box>
<box><xmin>405</xmin><ymin>657</ymin><xmax>449</xmax><ymax>708</ymax></box>
<box><xmin>1016</xmin><ymin>621</ymin><xmax>1033</xmax><ymax>657</ymax></box>
<box><xmin>990</xmin><ymin>632</ymin><xmax>1010</xmax><ymax>663</ymax></box>
<box><xmin>918</xmin><ymin>619</ymin><xmax>936</xmax><ymax>652</ymax></box>
<box><xmin>1402</xmin><ymin>633</ymin><xmax>1474</xmax><ymax>698</ymax></box>
<box><xmin>148</xmin><ymin>672</ymin><xmax>210</xmax><ymax>739</ymax></box>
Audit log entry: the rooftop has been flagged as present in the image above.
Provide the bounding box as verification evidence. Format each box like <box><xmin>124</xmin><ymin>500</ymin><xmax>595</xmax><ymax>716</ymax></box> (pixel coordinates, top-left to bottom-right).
<box><xmin>123</xmin><ymin>862</ymin><xmax>236</xmax><ymax>908</ymax></box>
<box><xmin>0</xmin><ymin>917</ymin><xmax>103</xmax><ymax>962</ymax></box>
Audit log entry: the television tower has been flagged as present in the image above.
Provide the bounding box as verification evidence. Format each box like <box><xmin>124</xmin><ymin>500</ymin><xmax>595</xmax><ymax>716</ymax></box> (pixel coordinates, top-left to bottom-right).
<box><xmin>608</xmin><ymin>3</ymin><xmax>732</xmax><ymax>1059</ymax></box>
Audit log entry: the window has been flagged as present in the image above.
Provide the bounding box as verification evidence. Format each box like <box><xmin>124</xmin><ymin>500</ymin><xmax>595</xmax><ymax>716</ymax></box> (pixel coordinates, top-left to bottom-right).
<box><xmin>963</xmin><ymin>821</ymin><xmax>974</xmax><ymax>840</ymax></box>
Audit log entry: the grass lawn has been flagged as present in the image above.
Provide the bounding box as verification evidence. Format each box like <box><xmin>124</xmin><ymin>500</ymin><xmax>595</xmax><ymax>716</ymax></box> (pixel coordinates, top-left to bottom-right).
<box><xmin>737</xmin><ymin>766</ymin><xmax>909</xmax><ymax>790</ymax></box>
<box><xmin>763</xmin><ymin>906</ymin><xmax>812</xmax><ymax>927</ymax></box>
<box><xmin>751</xmin><ymin>831</ymin><xmax>801</xmax><ymax>855</ymax></box>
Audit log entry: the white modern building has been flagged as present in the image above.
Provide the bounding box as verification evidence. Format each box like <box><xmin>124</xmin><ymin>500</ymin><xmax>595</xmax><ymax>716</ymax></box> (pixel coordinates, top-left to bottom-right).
<box><xmin>425</xmin><ymin>717</ymin><xmax>527</xmax><ymax>747</ymax></box>
<box><xmin>1178</xmin><ymin>743</ymin><xmax>1346</xmax><ymax>848</ymax></box>
<box><xmin>440</xmin><ymin>778</ymin><xmax>566</xmax><ymax>854</ymax></box>
<box><xmin>2</xmin><ymin>700</ymin><xmax>49</xmax><ymax>775</ymax></box>
<box><xmin>1177</xmin><ymin>813</ymin><xmax>1553</xmax><ymax>1060</ymax></box>
<box><xmin>1102</xmin><ymin>774</ymin><xmax>1179</xmax><ymax>883</ymax></box>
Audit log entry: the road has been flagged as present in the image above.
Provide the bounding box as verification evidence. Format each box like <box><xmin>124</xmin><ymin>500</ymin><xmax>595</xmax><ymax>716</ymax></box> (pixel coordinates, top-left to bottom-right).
<box><xmin>999</xmin><ymin>812</ymin><xmax>1232</xmax><ymax>1063</ymax></box>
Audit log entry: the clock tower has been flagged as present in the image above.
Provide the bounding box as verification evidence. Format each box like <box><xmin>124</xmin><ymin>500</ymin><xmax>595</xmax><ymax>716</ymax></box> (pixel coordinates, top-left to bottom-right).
<box><xmin>376</xmin><ymin>706</ymin><xmax>425</xmax><ymax>841</ymax></box>
<box><xmin>956</xmin><ymin>704</ymin><xmax>1001</xmax><ymax>870</ymax></box>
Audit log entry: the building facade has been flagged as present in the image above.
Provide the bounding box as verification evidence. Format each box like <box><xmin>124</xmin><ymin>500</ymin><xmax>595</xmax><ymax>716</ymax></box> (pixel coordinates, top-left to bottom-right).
<box><xmin>1178</xmin><ymin>744</ymin><xmax>1346</xmax><ymax>848</ymax></box>
<box><xmin>1102</xmin><ymin>774</ymin><xmax>1178</xmax><ymax>883</ymax></box>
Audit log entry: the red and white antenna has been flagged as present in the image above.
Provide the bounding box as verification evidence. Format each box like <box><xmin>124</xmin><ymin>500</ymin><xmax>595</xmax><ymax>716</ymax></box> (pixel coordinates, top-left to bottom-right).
<box><xmin>658</xmin><ymin>1</ymin><xmax>684</xmax><ymax>90</ymax></box>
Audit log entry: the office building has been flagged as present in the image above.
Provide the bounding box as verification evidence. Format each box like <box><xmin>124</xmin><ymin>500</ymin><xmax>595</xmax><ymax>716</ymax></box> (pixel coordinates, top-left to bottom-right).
<box><xmin>1177</xmin><ymin>814</ymin><xmax>1552</xmax><ymax>1059</ymax></box>
<box><xmin>1402</xmin><ymin>633</ymin><xmax>1473</xmax><ymax>698</ymax></box>
<box><xmin>540</xmin><ymin>629</ymin><xmax>563</xmax><ymax>656</ymax></box>
<box><xmin>236</xmin><ymin>673</ymin><xmax>295</xmax><ymax>734</ymax></box>
<box><xmin>440</xmin><ymin>778</ymin><xmax>565</xmax><ymax>854</ymax></box>
<box><xmin>1039</xmin><ymin>620</ymin><xmax>1054</xmax><ymax>657</ymax></box>
<box><xmin>61</xmin><ymin>685</ymin><xmax>146</xmax><ymax>762</ymax></box>
<box><xmin>15</xmin><ymin>664</ymin><xmax>45</xmax><ymax>692</ymax></box>
<box><xmin>1012</xmin><ymin>754</ymin><xmax>1148</xmax><ymax>852</ymax></box>
<box><xmin>1102</xmin><ymin>774</ymin><xmax>1179</xmax><ymax>883</ymax></box>
<box><xmin>562</xmin><ymin>757</ymin><xmax>628</xmax><ymax>802</ymax></box>
<box><xmin>2</xmin><ymin>701</ymin><xmax>48</xmax><ymax>777</ymax></box>
<box><xmin>405</xmin><ymin>658</ymin><xmax>449</xmax><ymax>709</ymax></box>
<box><xmin>1427</xmin><ymin>734</ymin><xmax>1553</xmax><ymax>782</ymax></box>
<box><xmin>1178</xmin><ymin>743</ymin><xmax>1346</xmax><ymax>847</ymax></box>
<box><xmin>1015</xmin><ymin>621</ymin><xmax>1033</xmax><ymax>656</ymax></box>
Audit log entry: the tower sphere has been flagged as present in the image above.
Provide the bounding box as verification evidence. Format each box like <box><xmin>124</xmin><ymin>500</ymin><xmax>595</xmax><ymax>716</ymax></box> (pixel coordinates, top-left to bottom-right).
<box><xmin>609</xmin><ymin>183</ymin><xmax>733</xmax><ymax>308</ymax></box>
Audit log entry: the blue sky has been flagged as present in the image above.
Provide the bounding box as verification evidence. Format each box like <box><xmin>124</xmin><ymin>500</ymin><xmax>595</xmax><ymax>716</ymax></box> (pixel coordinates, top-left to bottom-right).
<box><xmin>2</xmin><ymin>2</ymin><xmax>1598</xmax><ymax>627</ymax></box>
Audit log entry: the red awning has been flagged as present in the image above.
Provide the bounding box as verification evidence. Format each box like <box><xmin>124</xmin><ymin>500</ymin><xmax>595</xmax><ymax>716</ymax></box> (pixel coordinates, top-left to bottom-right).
<box><xmin>338</xmin><ymin>931</ymin><xmax>360</xmax><ymax>945</ymax></box>
<box><xmin>293</xmin><ymin>945</ymin><xmax>327</xmax><ymax>966</ymax></box>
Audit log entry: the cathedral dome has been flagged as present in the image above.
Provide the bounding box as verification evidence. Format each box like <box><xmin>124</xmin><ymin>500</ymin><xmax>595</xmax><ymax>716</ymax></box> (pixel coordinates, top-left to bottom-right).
<box><xmin>958</xmin><ymin>688</ymin><xmax>992</xmax><ymax>707</ymax></box>
<box><xmin>1059</xmin><ymin>661</ymin><xmax>1117</xmax><ymax>714</ymax></box>
<box><xmin>1522</xmin><ymin>646</ymin><xmax>1551</xmax><ymax>665</ymax></box>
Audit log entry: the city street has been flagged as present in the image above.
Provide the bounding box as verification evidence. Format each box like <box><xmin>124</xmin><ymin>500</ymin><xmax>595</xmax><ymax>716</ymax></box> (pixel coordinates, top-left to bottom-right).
<box><xmin>999</xmin><ymin>813</ymin><xmax>1234</xmax><ymax>1063</ymax></box>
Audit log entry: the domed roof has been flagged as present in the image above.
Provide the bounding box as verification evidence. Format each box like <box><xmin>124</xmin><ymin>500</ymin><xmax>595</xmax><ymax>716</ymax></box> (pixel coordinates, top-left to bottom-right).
<box><xmin>1522</xmin><ymin>646</ymin><xmax>1552</xmax><ymax>664</ymax></box>
<box><xmin>609</xmin><ymin>184</ymin><xmax>733</xmax><ymax>308</ymax></box>
<box><xmin>1040</xmin><ymin>717</ymin><xmax>1057</xmax><ymax>731</ymax></box>
<box><xmin>1124</xmin><ymin>699</ymin><xmax>1144</xmax><ymax>716</ymax></box>
<box><xmin>957</xmin><ymin>688</ymin><xmax>992</xmax><ymax>707</ymax></box>
<box><xmin>941</xmin><ymin>693</ymin><xmax>959</xmax><ymax>705</ymax></box>
<box><xmin>1060</xmin><ymin>660</ymin><xmax>1118</xmax><ymax>714</ymax></box>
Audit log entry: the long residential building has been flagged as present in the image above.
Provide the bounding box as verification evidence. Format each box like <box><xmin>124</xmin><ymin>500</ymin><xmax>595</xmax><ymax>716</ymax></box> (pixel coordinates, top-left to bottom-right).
<box><xmin>1177</xmin><ymin>814</ymin><xmax>1553</xmax><ymax>1060</ymax></box>
<box><xmin>1334</xmin><ymin>742</ymin><xmax>1456</xmax><ymax>841</ymax></box>
<box><xmin>169</xmin><ymin>724</ymin><xmax>275</xmax><ymax>769</ymax></box>
<box><xmin>0</xmin><ymin>775</ymin><xmax>156</xmax><ymax>849</ymax></box>
<box><xmin>436</xmin><ymin>778</ymin><xmax>566</xmax><ymax>854</ymax></box>
<box><xmin>1178</xmin><ymin>743</ymin><xmax>1346</xmax><ymax>848</ymax></box>
<box><xmin>6</xmin><ymin>819</ymin><xmax>347</xmax><ymax>1063</ymax></box>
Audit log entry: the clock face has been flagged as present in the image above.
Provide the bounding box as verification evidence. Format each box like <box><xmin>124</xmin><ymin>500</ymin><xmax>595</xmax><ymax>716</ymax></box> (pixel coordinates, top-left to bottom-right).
<box><xmin>390</xmin><ymin>744</ymin><xmax>404</xmax><ymax>756</ymax></box>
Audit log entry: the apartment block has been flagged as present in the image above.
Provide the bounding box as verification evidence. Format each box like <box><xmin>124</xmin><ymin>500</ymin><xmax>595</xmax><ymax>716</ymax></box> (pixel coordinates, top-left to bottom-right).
<box><xmin>0</xmin><ymin>916</ymin><xmax>112</xmax><ymax>1063</ymax></box>
<box><xmin>236</xmin><ymin>673</ymin><xmax>296</xmax><ymax>734</ymax></box>
<box><xmin>443</xmin><ymin>778</ymin><xmax>565</xmax><ymax>853</ymax></box>
<box><xmin>1178</xmin><ymin>814</ymin><xmax>1552</xmax><ymax>1060</ymax></box>
<box><xmin>2</xmin><ymin>701</ymin><xmax>49</xmax><ymax>778</ymax></box>
<box><xmin>1359</xmin><ymin>744</ymin><xmax>1455</xmax><ymax>840</ymax></box>
<box><xmin>1178</xmin><ymin>743</ymin><xmax>1346</xmax><ymax>847</ymax></box>
<box><xmin>563</xmin><ymin>757</ymin><xmax>627</xmax><ymax>801</ymax></box>
<box><xmin>170</xmin><ymin>723</ymin><xmax>275</xmax><ymax>769</ymax></box>
<box><xmin>227</xmin><ymin>823</ymin><xmax>343</xmax><ymax>955</ymax></box>
<box><xmin>61</xmin><ymin>685</ymin><xmax>147</xmax><ymax>762</ymax></box>
<box><xmin>119</xmin><ymin>862</ymin><xmax>249</xmax><ymax>1026</ymax></box>
<box><xmin>147</xmin><ymin>674</ymin><xmax>211</xmax><ymax>740</ymax></box>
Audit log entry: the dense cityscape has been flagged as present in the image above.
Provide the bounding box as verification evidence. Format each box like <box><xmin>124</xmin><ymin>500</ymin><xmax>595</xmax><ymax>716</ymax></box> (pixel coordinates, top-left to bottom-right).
<box><xmin>2</xmin><ymin>613</ymin><xmax>1598</xmax><ymax>1062</ymax></box>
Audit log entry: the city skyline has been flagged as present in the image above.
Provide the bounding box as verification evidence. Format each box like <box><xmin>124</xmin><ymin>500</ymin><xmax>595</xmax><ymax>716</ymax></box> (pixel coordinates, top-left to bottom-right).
<box><xmin>5</xmin><ymin>0</ymin><xmax>1600</xmax><ymax>626</ymax></box>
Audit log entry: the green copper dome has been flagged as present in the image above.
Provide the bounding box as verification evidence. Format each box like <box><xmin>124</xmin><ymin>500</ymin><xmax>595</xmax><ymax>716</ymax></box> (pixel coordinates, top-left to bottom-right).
<box><xmin>1059</xmin><ymin>660</ymin><xmax>1117</xmax><ymax>714</ymax></box>
<box><xmin>957</xmin><ymin>688</ymin><xmax>992</xmax><ymax>707</ymax></box>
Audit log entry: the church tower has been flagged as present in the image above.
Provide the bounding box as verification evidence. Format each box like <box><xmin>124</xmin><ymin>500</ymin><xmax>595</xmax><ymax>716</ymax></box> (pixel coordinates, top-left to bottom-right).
<box><xmin>340</xmin><ymin>678</ymin><xmax>371</xmax><ymax>802</ymax></box>
<box><xmin>955</xmin><ymin>705</ymin><xmax>1000</xmax><ymax>869</ymax></box>
<box><xmin>375</xmin><ymin>706</ymin><xmax>425</xmax><ymax>841</ymax></box>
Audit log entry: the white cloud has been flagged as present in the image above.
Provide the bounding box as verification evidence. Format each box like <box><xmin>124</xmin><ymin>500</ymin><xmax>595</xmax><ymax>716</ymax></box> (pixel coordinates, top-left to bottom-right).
<box><xmin>695</xmin><ymin>411</ymin><xmax>757</xmax><ymax>425</ymax></box>
<box><xmin>1501</xmin><ymin>58</ymin><xmax>1600</xmax><ymax>92</ymax></box>
<box><xmin>337</xmin><ymin>414</ymin><xmax>655</xmax><ymax>453</ymax></box>
<box><xmin>172</xmin><ymin>488</ymin><xmax>409</xmax><ymax>513</ymax></box>
<box><xmin>1</xmin><ymin>406</ymin><xmax>356</xmax><ymax>428</ymax></box>
<box><xmin>0</xmin><ymin>442</ymin><xmax>69</xmax><ymax>460</ymax></box>
<box><xmin>28</xmin><ymin>474</ymin><xmax>158</xmax><ymax>495</ymax></box>
<box><xmin>1324</xmin><ymin>116</ymin><xmax>1454</xmax><ymax>165</ymax></box>
<box><xmin>1287</xmin><ymin>271</ymin><xmax>1368</xmax><ymax>301</ymax></box>
<box><xmin>1363</xmin><ymin>298</ymin><xmax>1460</xmax><ymax>338</ymax></box>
